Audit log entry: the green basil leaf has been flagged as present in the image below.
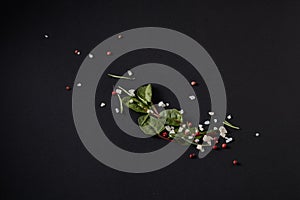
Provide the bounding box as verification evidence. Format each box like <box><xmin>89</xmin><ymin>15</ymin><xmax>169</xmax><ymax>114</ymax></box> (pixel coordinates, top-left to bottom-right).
<box><xmin>138</xmin><ymin>114</ymin><xmax>149</xmax><ymax>126</ymax></box>
<box><xmin>137</xmin><ymin>84</ymin><xmax>152</xmax><ymax>104</ymax></box>
<box><xmin>139</xmin><ymin>116</ymin><xmax>165</xmax><ymax>135</ymax></box>
<box><xmin>122</xmin><ymin>96</ymin><xmax>149</xmax><ymax>113</ymax></box>
<box><xmin>159</xmin><ymin>109</ymin><xmax>183</xmax><ymax>126</ymax></box>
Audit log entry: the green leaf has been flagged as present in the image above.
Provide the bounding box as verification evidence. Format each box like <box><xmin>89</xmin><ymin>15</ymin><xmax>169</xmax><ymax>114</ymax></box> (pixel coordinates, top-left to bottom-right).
<box><xmin>139</xmin><ymin>116</ymin><xmax>165</xmax><ymax>135</ymax></box>
<box><xmin>159</xmin><ymin>109</ymin><xmax>183</xmax><ymax>126</ymax></box>
<box><xmin>137</xmin><ymin>84</ymin><xmax>152</xmax><ymax>104</ymax></box>
<box><xmin>138</xmin><ymin>114</ymin><xmax>149</xmax><ymax>126</ymax></box>
<box><xmin>122</xmin><ymin>96</ymin><xmax>149</xmax><ymax>113</ymax></box>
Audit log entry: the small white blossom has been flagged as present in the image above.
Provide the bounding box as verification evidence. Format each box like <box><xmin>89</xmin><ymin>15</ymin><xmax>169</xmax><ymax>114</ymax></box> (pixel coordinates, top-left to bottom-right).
<box><xmin>208</xmin><ymin>112</ymin><xmax>214</xmax><ymax>116</ymax></box>
<box><xmin>165</xmin><ymin>103</ymin><xmax>169</xmax><ymax>106</ymax></box>
<box><xmin>115</xmin><ymin>89</ymin><xmax>122</xmax><ymax>94</ymax></box>
<box><xmin>198</xmin><ymin>124</ymin><xmax>204</xmax><ymax>131</ymax></box>
<box><xmin>214</xmin><ymin>119</ymin><xmax>218</xmax><ymax>123</ymax></box>
<box><xmin>188</xmin><ymin>136</ymin><xmax>193</xmax><ymax>140</ymax></box>
<box><xmin>204</xmin><ymin>120</ymin><xmax>210</xmax><ymax>125</ymax></box>
<box><xmin>185</xmin><ymin>129</ymin><xmax>190</xmax><ymax>134</ymax></box>
<box><xmin>129</xmin><ymin>99</ymin><xmax>134</xmax><ymax>103</ymax></box>
<box><xmin>179</xmin><ymin>109</ymin><xmax>184</xmax><ymax>114</ymax></box>
<box><xmin>182</xmin><ymin>124</ymin><xmax>186</xmax><ymax>128</ymax></box>
<box><xmin>178</xmin><ymin>127</ymin><xmax>183</xmax><ymax>132</ymax></box>
<box><xmin>255</xmin><ymin>132</ymin><xmax>260</xmax><ymax>137</ymax></box>
<box><xmin>158</xmin><ymin>101</ymin><xmax>166</xmax><ymax>107</ymax></box>
<box><xmin>197</xmin><ymin>144</ymin><xmax>205</xmax><ymax>152</ymax></box>
<box><xmin>115</xmin><ymin>108</ymin><xmax>120</xmax><ymax>113</ymax></box>
<box><xmin>170</xmin><ymin>130</ymin><xmax>175</xmax><ymax>134</ymax></box>
<box><xmin>147</xmin><ymin>109</ymin><xmax>154</xmax><ymax>114</ymax></box>
<box><xmin>127</xmin><ymin>70</ymin><xmax>133</xmax><ymax>76</ymax></box>
<box><xmin>128</xmin><ymin>89</ymin><xmax>135</xmax><ymax>96</ymax></box>
<box><xmin>194</xmin><ymin>139</ymin><xmax>200</xmax><ymax>143</ymax></box>
<box><xmin>227</xmin><ymin>115</ymin><xmax>232</xmax><ymax>119</ymax></box>
<box><xmin>165</xmin><ymin>126</ymin><xmax>171</xmax><ymax>132</ymax></box>
<box><xmin>213</xmin><ymin>127</ymin><xmax>218</xmax><ymax>130</ymax></box>
<box><xmin>203</xmin><ymin>135</ymin><xmax>213</xmax><ymax>146</ymax></box>
<box><xmin>189</xmin><ymin>95</ymin><xmax>196</xmax><ymax>100</ymax></box>
<box><xmin>219</xmin><ymin>126</ymin><xmax>227</xmax><ymax>138</ymax></box>
<box><xmin>100</xmin><ymin>102</ymin><xmax>106</xmax><ymax>107</ymax></box>
<box><xmin>226</xmin><ymin>137</ymin><xmax>233</xmax><ymax>143</ymax></box>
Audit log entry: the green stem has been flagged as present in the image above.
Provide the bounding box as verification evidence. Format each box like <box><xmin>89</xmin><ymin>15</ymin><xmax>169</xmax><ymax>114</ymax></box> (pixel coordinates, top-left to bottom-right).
<box><xmin>117</xmin><ymin>86</ymin><xmax>132</xmax><ymax>96</ymax></box>
<box><xmin>117</xmin><ymin>94</ymin><xmax>123</xmax><ymax>113</ymax></box>
<box><xmin>223</xmin><ymin>120</ymin><xmax>240</xmax><ymax>129</ymax></box>
<box><xmin>108</xmin><ymin>73</ymin><xmax>135</xmax><ymax>80</ymax></box>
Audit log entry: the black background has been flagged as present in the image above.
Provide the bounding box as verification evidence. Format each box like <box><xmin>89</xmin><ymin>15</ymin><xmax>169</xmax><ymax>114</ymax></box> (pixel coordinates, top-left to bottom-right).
<box><xmin>1</xmin><ymin>0</ymin><xmax>300</xmax><ymax>199</ymax></box>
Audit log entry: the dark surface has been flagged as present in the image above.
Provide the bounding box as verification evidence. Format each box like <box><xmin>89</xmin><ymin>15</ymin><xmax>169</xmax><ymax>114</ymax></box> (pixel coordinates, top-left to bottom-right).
<box><xmin>1</xmin><ymin>0</ymin><xmax>300</xmax><ymax>199</ymax></box>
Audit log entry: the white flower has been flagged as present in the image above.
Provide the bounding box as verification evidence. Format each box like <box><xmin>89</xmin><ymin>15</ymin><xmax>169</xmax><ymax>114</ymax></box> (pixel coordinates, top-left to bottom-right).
<box><xmin>197</xmin><ymin>144</ymin><xmax>205</xmax><ymax>152</ymax></box>
<box><xmin>165</xmin><ymin>103</ymin><xmax>169</xmax><ymax>106</ymax></box>
<box><xmin>203</xmin><ymin>135</ymin><xmax>213</xmax><ymax>146</ymax></box>
<box><xmin>198</xmin><ymin>124</ymin><xmax>204</xmax><ymax>131</ymax></box>
<box><xmin>194</xmin><ymin>139</ymin><xmax>200</xmax><ymax>143</ymax></box>
<box><xmin>214</xmin><ymin>119</ymin><xmax>218</xmax><ymax>123</ymax></box>
<box><xmin>204</xmin><ymin>120</ymin><xmax>210</xmax><ymax>125</ymax></box>
<box><xmin>129</xmin><ymin>99</ymin><xmax>134</xmax><ymax>103</ymax></box>
<box><xmin>227</xmin><ymin>115</ymin><xmax>232</xmax><ymax>119</ymax></box>
<box><xmin>178</xmin><ymin>127</ymin><xmax>183</xmax><ymax>132</ymax></box>
<box><xmin>100</xmin><ymin>102</ymin><xmax>106</xmax><ymax>107</ymax></box>
<box><xmin>115</xmin><ymin>89</ymin><xmax>122</xmax><ymax>94</ymax></box>
<box><xmin>165</xmin><ymin>126</ymin><xmax>171</xmax><ymax>132</ymax></box>
<box><xmin>179</xmin><ymin>109</ymin><xmax>184</xmax><ymax>114</ymax></box>
<box><xmin>208</xmin><ymin>112</ymin><xmax>214</xmax><ymax>116</ymax></box>
<box><xmin>189</xmin><ymin>95</ymin><xmax>196</xmax><ymax>100</ymax></box>
<box><xmin>219</xmin><ymin>126</ymin><xmax>227</xmax><ymax>138</ymax></box>
<box><xmin>115</xmin><ymin>108</ymin><xmax>120</xmax><ymax>113</ymax></box>
<box><xmin>188</xmin><ymin>136</ymin><xmax>193</xmax><ymax>140</ymax></box>
<box><xmin>128</xmin><ymin>89</ymin><xmax>135</xmax><ymax>96</ymax></box>
<box><xmin>170</xmin><ymin>130</ymin><xmax>175</xmax><ymax>134</ymax></box>
<box><xmin>182</xmin><ymin>124</ymin><xmax>186</xmax><ymax>128</ymax></box>
<box><xmin>158</xmin><ymin>101</ymin><xmax>166</xmax><ymax>107</ymax></box>
<box><xmin>185</xmin><ymin>129</ymin><xmax>190</xmax><ymax>134</ymax></box>
<box><xmin>147</xmin><ymin>109</ymin><xmax>154</xmax><ymax>114</ymax></box>
<box><xmin>226</xmin><ymin>137</ymin><xmax>233</xmax><ymax>143</ymax></box>
<box><xmin>127</xmin><ymin>70</ymin><xmax>133</xmax><ymax>76</ymax></box>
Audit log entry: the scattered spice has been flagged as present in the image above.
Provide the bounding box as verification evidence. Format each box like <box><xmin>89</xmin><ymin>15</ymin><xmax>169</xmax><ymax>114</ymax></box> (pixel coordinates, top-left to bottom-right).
<box><xmin>191</xmin><ymin>81</ymin><xmax>197</xmax><ymax>86</ymax></box>
<box><xmin>74</xmin><ymin>49</ymin><xmax>80</xmax><ymax>55</ymax></box>
<box><xmin>65</xmin><ymin>86</ymin><xmax>71</xmax><ymax>91</ymax></box>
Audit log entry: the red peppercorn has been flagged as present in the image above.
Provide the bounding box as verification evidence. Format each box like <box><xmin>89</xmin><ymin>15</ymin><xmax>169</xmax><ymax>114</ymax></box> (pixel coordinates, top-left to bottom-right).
<box><xmin>213</xmin><ymin>145</ymin><xmax>218</xmax><ymax>150</ymax></box>
<box><xmin>189</xmin><ymin>153</ymin><xmax>196</xmax><ymax>159</ymax></box>
<box><xmin>162</xmin><ymin>132</ymin><xmax>168</xmax><ymax>137</ymax></box>
<box><xmin>195</xmin><ymin>132</ymin><xmax>200</xmax><ymax>136</ymax></box>
<box><xmin>233</xmin><ymin>160</ymin><xmax>238</xmax><ymax>165</ymax></box>
<box><xmin>65</xmin><ymin>86</ymin><xmax>71</xmax><ymax>91</ymax></box>
<box><xmin>112</xmin><ymin>91</ymin><xmax>117</xmax><ymax>95</ymax></box>
<box><xmin>191</xmin><ymin>81</ymin><xmax>197</xmax><ymax>86</ymax></box>
<box><xmin>74</xmin><ymin>49</ymin><xmax>80</xmax><ymax>55</ymax></box>
<box><xmin>222</xmin><ymin>143</ymin><xmax>227</xmax><ymax>149</ymax></box>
